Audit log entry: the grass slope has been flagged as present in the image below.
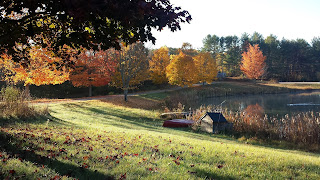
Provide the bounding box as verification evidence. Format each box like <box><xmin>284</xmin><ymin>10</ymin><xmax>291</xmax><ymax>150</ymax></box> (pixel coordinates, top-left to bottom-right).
<box><xmin>1</xmin><ymin>100</ymin><xmax>320</xmax><ymax>179</ymax></box>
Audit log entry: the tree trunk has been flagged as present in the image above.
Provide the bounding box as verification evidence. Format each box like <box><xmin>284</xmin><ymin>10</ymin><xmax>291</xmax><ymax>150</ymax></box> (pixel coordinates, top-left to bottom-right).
<box><xmin>88</xmin><ymin>85</ymin><xmax>92</xmax><ymax>97</ymax></box>
<box><xmin>24</xmin><ymin>84</ymin><xmax>30</xmax><ymax>99</ymax></box>
<box><xmin>124</xmin><ymin>88</ymin><xmax>128</xmax><ymax>102</ymax></box>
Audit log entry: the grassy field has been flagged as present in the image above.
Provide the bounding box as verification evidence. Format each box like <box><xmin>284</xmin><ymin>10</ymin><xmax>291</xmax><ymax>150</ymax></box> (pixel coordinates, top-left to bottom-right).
<box><xmin>1</xmin><ymin>100</ymin><xmax>320</xmax><ymax>179</ymax></box>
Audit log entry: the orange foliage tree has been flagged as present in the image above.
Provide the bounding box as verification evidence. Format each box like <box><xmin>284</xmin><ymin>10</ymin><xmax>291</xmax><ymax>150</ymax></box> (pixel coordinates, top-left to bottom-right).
<box><xmin>240</xmin><ymin>44</ymin><xmax>266</xmax><ymax>79</ymax></box>
<box><xmin>149</xmin><ymin>46</ymin><xmax>170</xmax><ymax>84</ymax></box>
<box><xmin>193</xmin><ymin>52</ymin><xmax>218</xmax><ymax>85</ymax></box>
<box><xmin>70</xmin><ymin>49</ymin><xmax>117</xmax><ymax>97</ymax></box>
<box><xmin>166</xmin><ymin>51</ymin><xmax>197</xmax><ymax>87</ymax></box>
<box><xmin>0</xmin><ymin>45</ymin><xmax>70</xmax><ymax>93</ymax></box>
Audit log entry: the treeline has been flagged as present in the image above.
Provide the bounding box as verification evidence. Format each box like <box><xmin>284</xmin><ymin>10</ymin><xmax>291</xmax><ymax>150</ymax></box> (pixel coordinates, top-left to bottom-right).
<box><xmin>0</xmin><ymin>42</ymin><xmax>218</xmax><ymax>100</ymax></box>
<box><xmin>201</xmin><ymin>32</ymin><xmax>320</xmax><ymax>81</ymax></box>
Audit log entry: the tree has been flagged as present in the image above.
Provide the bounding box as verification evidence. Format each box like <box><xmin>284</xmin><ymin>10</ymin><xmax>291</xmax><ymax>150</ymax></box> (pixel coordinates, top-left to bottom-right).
<box><xmin>0</xmin><ymin>45</ymin><xmax>70</xmax><ymax>93</ymax></box>
<box><xmin>180</xmin><ymin>42</ymin><xmax>198</xmax><ymax>56</ymax></box>
<box><xmin>224</xmin><ymin>46</ymin><xmax>242</xmax><ymax>76</ymax></box>
<box><xmin>149</xmin><ymin>46</ymin><xmax>170</xmax><ymax>84</ymax></box>
<box><xmin>112</xmin><ymin>42</ymin><xmax>149</xmax><ymax>102</ymax></box>
<box><xmin>251</xmin><ymin>32</ymin><xmax>264</xmax><ymax>45</ymax></box>
<box><xmin>240</xmin><ymin>44</ymin><xmax>266</xmax><ymax>80</ymax></box>
<box><xmin>166</xmin><ymin>51</ymin><xmax>197</xmax><ymax>87</ymax></box>
<box><xmin>280</xmin><ymin>39</ymin><xmax>311</xmax><ymax>81</ymax></box>
<box><xmin>311</xmin><ymin>37</ymin><xmax>320</xmax><ymax>80</ymax></box>
<box><xmin>0</xmin><ymin>0</ymin><xmax>192</xmax><ymax>63</ymax></box>
<box><xmin>202</xmin><ymin>34</ymin><xmax>221</xmax><ymax>54</ymax></box>
<box><xmin>193</xmin><ymin>52</ymin><xmax>217</xmax><ymax>84</ymax></box>
<box><xmin>264</xmin><ymin>34</ymin><xmax>281</xmax><ymax>79</ymax></box>
<box><xmin>69</xmin><ymin>49</ymin><xmax>117</xmax><ymax>97</ymax></box>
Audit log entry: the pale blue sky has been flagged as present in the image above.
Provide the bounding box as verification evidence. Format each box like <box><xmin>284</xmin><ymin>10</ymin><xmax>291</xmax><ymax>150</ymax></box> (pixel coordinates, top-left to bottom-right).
<box><xmin>145</xmin><ymin>0</ymin><xmax>320</xmax><ymax>49</ymax></box>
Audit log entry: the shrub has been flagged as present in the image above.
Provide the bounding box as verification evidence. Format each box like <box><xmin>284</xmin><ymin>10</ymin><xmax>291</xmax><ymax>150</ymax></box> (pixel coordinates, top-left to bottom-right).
<box><xmin>0</xmin><ymin>86</ymin><xmax>46</xmax><ymax>119</ymax></box>
<box><xmin>224</xmin><ymin>110</ymin><xmax>320</xmax><ymax>148</ymax></box>
<box><xmin>184</xmin><ymin>103</ymin><xmax>320</xmax><ymax>150</ymax></box>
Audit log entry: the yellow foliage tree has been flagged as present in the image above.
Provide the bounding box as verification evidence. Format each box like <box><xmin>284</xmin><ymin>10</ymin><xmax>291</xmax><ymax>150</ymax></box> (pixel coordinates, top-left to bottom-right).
<box><xmin>240</xmin><ymin>44</ymin><xmax>266</xmax><ymax>79</ymax></box>
<box><xmin>149</xmin><ymin>46</ymin><xmax>170</xmax><ymax>84</ymax></box>
<box><xmin>111</xmin><ymin>42</ymin><xmax>149</xmax><ymax>101</ymax></box>
<box><xmin>166</xmin><ymin>51</ymin><xmax>197</xmax><ymax>87</ymax></box>
<box><xmin>0</xmin><ymin>45</ymin><xmax>70</xmax><ymax>93</ymax></box>
<box><xmin>193</xmin><ymin>52</ymin><xmax>218</xmax><ymax>84</ymax></box>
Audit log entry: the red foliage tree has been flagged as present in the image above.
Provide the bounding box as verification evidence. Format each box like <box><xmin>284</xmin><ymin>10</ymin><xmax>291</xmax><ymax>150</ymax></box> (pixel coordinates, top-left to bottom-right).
<box><xmin>70</xmin><ymin>49</ymin><xmax>117</xmax><ymax>96</ymax></box>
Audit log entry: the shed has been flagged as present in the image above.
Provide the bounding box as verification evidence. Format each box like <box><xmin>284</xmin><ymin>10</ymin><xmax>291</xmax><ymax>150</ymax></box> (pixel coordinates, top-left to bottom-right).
<box><xmin>199</xmin><ymin>112</ymin><xmax>232</xmax><ymax>133</ymax></box>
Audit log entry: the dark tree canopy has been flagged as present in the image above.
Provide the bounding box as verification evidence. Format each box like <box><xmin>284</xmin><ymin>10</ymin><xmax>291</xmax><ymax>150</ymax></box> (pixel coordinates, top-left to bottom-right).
<box><xmin>0</xmin><ymin>0</ymin><xmax>191</xmax><ymax>62</ymax></box>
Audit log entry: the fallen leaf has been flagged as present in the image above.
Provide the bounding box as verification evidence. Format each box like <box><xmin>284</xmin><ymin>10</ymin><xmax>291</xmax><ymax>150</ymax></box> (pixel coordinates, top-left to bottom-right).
<box><xmin>173</xmin><ymin>160</ymin><xmax>180</xmax><ymax>165</ymax></box>
<box><xmin>119</xmin><ymin>173</ymin><xmax>126</xmax><ymax>180</ymax></box>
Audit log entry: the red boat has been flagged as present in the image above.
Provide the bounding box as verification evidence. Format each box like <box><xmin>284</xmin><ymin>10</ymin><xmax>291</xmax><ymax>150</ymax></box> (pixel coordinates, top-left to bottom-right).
<box><xmin>163</xmin><ymin>119</ymin><xmax>194</xmax><ymax>128</ymax></box>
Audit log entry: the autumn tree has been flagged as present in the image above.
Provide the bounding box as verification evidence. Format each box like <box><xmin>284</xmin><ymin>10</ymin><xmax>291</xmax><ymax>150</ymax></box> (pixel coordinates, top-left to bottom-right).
<box><xmin>240</xmin><ymin>44</ymin><xmax>266</xmax><ymax>80</ymax></box>
<box><xmin>0</xmin><ymin>1</ymin><xmax>191</xmax><ymax>63</ymax></box>
<box><xmin>112</xmin><ymin>42</ymin><xmax>149</xmax><ymax>102</ymax></box>
<box><xmin>166</xmin><ymin>51</ymin><xmax>197</xmax><ymax>87</ymax></box>
<box><xmin>180</xmin><ymin>42</ymin><xmax>198</xmax><ymax>56</ymax></box>
<box><xmin>70</xmin><ymin>49</ymin><xmax>117</xmax><ymax>97</ymax></box>
<box><xmin>193</xmin><ymin>52</ymin><xmax>218</xmax><ymax>85</ymax></box>
<box><xmin>149</xmin><ymin>46</ymin><xmax>170</xmax><ymax>84</ymax></box>
<box><xmin>0</xmin><ymin>45</ymin><xmax>70</xmax><ymax>94</ymax></box>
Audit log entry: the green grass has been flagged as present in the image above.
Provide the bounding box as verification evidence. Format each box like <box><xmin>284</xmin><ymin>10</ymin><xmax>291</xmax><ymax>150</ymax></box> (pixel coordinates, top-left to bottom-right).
<box><xmin>139</xmin><ymin>92</ymin><xmax>169</xmax><ymax>101</ymax></box>
<box><xmin>1</xmin><ymin>100</ymin><xmax>320</xmax><ymax>179</ymax></box>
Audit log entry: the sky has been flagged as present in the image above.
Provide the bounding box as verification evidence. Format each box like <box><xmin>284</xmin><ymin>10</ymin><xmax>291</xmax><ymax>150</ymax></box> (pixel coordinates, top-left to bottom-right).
<box><xmin>145</xmin><ymin>0</ymin><xmax>320</xmax><ymax>50</ymax></box>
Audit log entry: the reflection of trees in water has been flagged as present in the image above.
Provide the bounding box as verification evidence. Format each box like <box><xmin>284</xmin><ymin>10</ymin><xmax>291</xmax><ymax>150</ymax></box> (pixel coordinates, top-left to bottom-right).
<box><xmin>239</xmin><ymin>103</ymin><xmax>269</xmax><ymax>132</ymax></box>
<box><xmin>204</xmin><ymin>92</ymin><xmax>320</xmax><ymax>117</ymax></box>
<box><xmin>243</xmin><ymin>103</ymin><xmax>264</xmax><ymax>122</ymax></box>
<box><xmin>243</xmin><ymin>103</ymin><xmax>264</xmax><ymax>126</ymax></box>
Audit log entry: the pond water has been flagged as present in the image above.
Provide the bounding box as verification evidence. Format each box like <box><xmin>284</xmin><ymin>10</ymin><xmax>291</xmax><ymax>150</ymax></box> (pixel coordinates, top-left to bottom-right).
<box><xmin>201</xmin><ymin>91</ymin><xmax>320</xmax><ymax>117</ymax></box>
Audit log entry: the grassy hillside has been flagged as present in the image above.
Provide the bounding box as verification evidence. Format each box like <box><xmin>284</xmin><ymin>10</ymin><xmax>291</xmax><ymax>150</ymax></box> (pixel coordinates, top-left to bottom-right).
<box><xmin>1</xmin><ymin>100</ymin><xmax>320</xmax><ymax>179</ymax></box>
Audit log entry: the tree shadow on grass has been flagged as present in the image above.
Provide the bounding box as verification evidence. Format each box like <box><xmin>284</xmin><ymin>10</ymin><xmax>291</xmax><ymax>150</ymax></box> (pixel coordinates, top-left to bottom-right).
<box><xmin>55</xmin><ymin>102</ymin><xmax>245</xmax><ymax>148</ymax></box>
<box><xmin>193</xmin><ymin>167</ymin><xmax>236</xmax><ymax>180</ymax></box>
<box><xmin>56</xmin><ymin>102</ymin><xmax>320</xmax><ymax>155</ymax></box>
<box><xmin>0</xmin><ymin>114</ymin><xmax>49</xmax><ymax>127</ymax></box>
<box><xmin>0</xmin><ymin>131</ymin><xmax>113</xmax><ymax>180</ymax></box>
<box><xmin>59</xmin><ymin>103</ymin><xmax>163</xmax><ymax>130</ymax></box>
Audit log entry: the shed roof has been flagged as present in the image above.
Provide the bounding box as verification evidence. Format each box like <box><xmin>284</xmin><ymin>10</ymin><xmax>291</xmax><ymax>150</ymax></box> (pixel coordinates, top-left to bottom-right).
<box><xmin>200</xmin><ymin>112</ymin><xmax>228</xmax><ymax>123</ymax></box>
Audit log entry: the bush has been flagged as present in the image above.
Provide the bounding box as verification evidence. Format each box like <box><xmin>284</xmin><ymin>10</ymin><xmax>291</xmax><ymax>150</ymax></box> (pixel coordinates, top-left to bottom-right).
<box><xmin>0</xmin><ymin>86</ymin><xmax>46</xmax><ymax>119</ymax></box>
<box><xmin>185</xmin><ymin>103</ymin><xmax>320</xmax><ymax>150</ymax></box>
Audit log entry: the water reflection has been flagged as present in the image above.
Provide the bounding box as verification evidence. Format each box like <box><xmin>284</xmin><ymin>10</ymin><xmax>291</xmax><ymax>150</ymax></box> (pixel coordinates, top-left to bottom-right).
<box><xmin>243</xmin><ymin>103</ymin><xmax>264</xmax><ymax>123</ymax></box>
<box><xmin>201</xmin><ymin>91</ymin><xmax>320</xmax><ymax>117</ymax></box>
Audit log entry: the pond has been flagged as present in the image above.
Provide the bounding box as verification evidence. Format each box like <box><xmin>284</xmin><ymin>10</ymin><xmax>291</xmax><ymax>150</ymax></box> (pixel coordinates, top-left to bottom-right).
<box><xmin>201</xmin><ymin>91</ymin><xmax>320</xmax><ymax>117</ymax></box>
